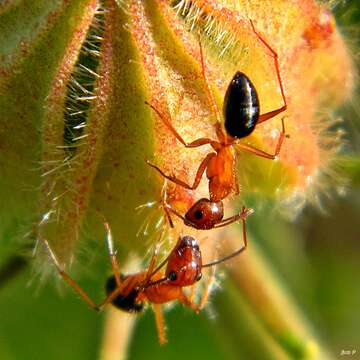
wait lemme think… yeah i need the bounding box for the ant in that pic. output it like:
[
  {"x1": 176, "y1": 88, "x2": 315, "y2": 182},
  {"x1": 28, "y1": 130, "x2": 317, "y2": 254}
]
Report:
[
  {"x1": 160, "y1": 184, "x2": 254, "y2": 230},
  {"x1": 38, "y1": 215, "x2": 250, "y2": 344},
  {"x1": 146, "y1": 20, "x2": 288, "y2": 230}
]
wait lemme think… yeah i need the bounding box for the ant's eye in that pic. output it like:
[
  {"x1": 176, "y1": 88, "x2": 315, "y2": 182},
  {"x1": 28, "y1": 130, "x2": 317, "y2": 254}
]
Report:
[
  {"x1": 196, "y1": 273, "x2": 202, "y2": 281},
  {"x1": 194, "y1": 210, "x2": 203, "y2": 220},
  {"x1": 168, "y1": 271, "x2": 177, "y2": 281}
]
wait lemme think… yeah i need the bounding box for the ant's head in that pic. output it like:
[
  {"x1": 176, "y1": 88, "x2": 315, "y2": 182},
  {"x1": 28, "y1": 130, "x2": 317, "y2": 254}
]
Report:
[
  {"x1": 165, "y1": 236, "x2": 202, "y2": 287},
  {"x1": 105, "y1": 275, "x2": 144, "y2": 313},
  {"x1": 185, "y1": 198, "x2": 224, "y2": 229}
]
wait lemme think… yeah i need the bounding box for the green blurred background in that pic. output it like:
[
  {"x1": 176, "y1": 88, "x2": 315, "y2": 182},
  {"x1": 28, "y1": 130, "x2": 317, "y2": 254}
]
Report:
[{"x1": 0, "y1": 1, "x2": 359, "y2": 359}]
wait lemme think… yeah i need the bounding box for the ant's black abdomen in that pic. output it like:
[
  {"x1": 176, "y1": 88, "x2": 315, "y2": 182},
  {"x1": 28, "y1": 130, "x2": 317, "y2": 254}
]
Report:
[
  {"x1": 224, "y1": 72, "x2": 260, "y2": 139},
  {"x1": 106, "y1": 275, "x2": 144, "y2": 313}
]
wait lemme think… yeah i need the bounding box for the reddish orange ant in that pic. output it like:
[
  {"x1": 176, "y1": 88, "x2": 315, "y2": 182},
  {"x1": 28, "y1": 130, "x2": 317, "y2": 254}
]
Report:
[
  {"x1": 38, "y1": 215, "x2": 249, "y2": 344},
  {"x1": 146, "y1": 20, "x2": 287, "y2": 230}
]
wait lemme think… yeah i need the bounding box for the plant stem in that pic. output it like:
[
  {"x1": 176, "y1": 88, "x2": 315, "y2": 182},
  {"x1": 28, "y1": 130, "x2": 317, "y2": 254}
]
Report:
[{"x1": 99, "y1": 308, "x2": 137, "y2": 360}]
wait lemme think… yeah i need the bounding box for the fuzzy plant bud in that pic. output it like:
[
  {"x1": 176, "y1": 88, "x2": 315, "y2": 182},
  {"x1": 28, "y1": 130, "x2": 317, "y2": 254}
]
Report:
[
  {"x1": 0, "y1": 0, "x2": 355, "y2": 358},
  {"x1": 0, "y1": 0, "x2": 354, "y2": 266}
]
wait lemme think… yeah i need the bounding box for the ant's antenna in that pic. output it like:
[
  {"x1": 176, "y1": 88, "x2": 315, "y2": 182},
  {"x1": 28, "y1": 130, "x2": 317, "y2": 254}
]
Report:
[
  {"x1": 203, "y1": 208, "x2": 249, "y2": 268},
  {"x1": 202, "y1": 245, "x2": 246, "y2": 268}
]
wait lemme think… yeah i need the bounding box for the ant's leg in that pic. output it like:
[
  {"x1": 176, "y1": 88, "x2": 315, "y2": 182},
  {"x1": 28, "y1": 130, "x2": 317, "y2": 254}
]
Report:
[
  {"x1": 103, "y1": 221, "x2": 121, "y2": 287},
  {"x1": 178, "y1": 291, "x2": 200, "y2": 313},
  {"x1": 203, "y1": 208, "x2": 250, "y2": 268},
  {"x1": 236, "y1": 118, "x2": 287, "y2": 160},
  {"x1": 250, "y1": 20, "x2": 287, "y2": 124},
  {"x1": 145, "y1": 101, "x2": 216, "y2": 148},
  {"x1": 145, "y1": 238, "x2": 172, "y2": 282},
  {"x1": 98, "y1": 283, "x2": 128, "y2": 310},
  {"x1": 153, "y1": 304, "x2": 167, "y2": 345},
  {"x1": 160, "y1": 181, "x2": 175, "y2": 228},
  {"x1": 258, "y1": 107, "x2": 287, "y2": 124},
  {"x1": 161, "y1": 194, "x2": 175, "y2": 228},
  {"x1": 234, "y1": 171, "x2": 240, "y2": 196},
  {"x1": 40, "y1": 238, "x2": 99, "y2": 311},
  {"x1": 41, "y1": 220, "x2": 126, "y2": 311},
  {"x1": 163, "y1": 204, "x2": 175, "y2": 228},
  {"x1": 144, "y1": 246, "x2": 160, "y2": 283},
  {"x1": 197, "y1": 35, "x2": 224, "y2": 141},
  {"x1": 98, "y1": 219, "x2": 137, "y2": 309},
  {"x1": 147, "y1": 152, "x2": 216, "y2": 192},
  {"x1": 164, "y1": 204, "x2": 187, "y2": 225},
  {"x1": 213, "y1": 206, "x2": 254, "y2": 229}
]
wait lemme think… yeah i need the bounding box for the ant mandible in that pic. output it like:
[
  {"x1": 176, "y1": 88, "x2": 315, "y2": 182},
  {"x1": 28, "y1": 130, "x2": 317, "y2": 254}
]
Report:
[
  {"x1": 38, "y1": 216, "x2": 249, "y2": 344},
  {"x1": 146, "y1": 20, "x2": 287, "y2": 230}
]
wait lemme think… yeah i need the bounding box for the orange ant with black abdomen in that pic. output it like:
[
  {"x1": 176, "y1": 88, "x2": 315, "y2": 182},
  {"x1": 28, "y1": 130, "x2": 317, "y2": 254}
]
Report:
[
  {"x1": 146, "y1": 20, "x2": 288, "y2": 230},
  {"x1": 38, "y1": 215, "x2": 250, "y2": 344}
]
